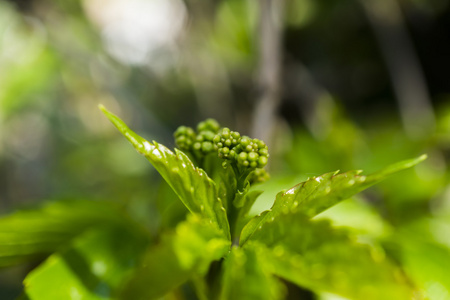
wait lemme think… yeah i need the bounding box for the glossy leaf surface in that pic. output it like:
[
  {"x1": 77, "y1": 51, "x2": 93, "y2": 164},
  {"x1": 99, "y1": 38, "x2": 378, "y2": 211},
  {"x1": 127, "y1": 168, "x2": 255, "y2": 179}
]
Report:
[
  {"x1": 216, "y1": 164, "x2": 237, "y2": 211},
  {"x1": 120, "y1": 215, "x2": 231, "y2": 300},
  {"x1": 219, "y1": 246, "x2": 285, "y2": 300},
  {"x1": 0, "y1": 200, "x2": 126, "y2": 268},
  {"x1": 240, "y1": 155, "x2": 426, "y2": 244},
  {"x1": 246, "y1": 214, "x2": 415, "y2": 300},
  {"x1": 23, "y1": 225, "x2": 149, "y2": 300},
  {"x1": 100, "y1": 105, "x2": 230, "y2": 239}
]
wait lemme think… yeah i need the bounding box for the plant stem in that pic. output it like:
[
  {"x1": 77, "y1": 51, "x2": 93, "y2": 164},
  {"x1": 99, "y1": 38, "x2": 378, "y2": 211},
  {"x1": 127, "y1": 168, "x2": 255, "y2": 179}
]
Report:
[{"x1": 228, "y1": 166, "x2": 253, "y2": 244}]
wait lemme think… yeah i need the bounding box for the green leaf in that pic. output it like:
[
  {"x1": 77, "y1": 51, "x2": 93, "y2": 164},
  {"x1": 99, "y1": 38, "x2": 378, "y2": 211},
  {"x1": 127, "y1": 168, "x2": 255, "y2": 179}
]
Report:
[
  {"x1": 219, "y1": 246, "x2": 285, "y2": 300},
  {"x1": 0, "y1": 200, "x2": 126, "y2": 268},
  {"x1": 245, "y1": 214, "x2": 416, "y2": 300},
  {"x1": 190, "y1": 275, "x2": 210, "y2": 300},
  {"x1": 119, "y1": 215, "x2": 231, "y2": 300},
  {"x1": 237, "y1": 190, "x2": 263, "y2": 220},
  {"x1": 396, "y1": 238, "x2": 450, "y2": 299},
  {"x1": 385, "y1": 219, "x2": 450, "y2": 299},
  {"x1": 216, "y1": 164, "x2": 237, "y2": 212},
  {"x1": 23, "y1": 225, "x2": 150, "y2": 300},
  {"x1": 240, "y1": 155, "x2": 426, "y2": 245},
  {"x1": 233, "y1": 181, "x2": 251, "y2": 208},
  {"x1": 234, "y1": 190, "x2": 264, "y2": 240},
  {"x1": 100, "y1": 105, "x2": 230, "y2": 239}
]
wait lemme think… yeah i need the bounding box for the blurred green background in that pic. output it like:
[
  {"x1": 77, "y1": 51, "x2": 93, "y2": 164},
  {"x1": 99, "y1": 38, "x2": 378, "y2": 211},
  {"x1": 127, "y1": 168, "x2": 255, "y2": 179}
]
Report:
[{"x1": 0, "y1": 0, "x2": 450, "y2": 299}]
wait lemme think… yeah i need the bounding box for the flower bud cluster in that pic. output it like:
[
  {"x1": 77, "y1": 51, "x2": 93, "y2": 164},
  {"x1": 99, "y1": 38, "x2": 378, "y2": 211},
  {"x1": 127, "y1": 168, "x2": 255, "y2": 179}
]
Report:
[
  {"x1": 213, "y1": 128, "x2": 269, "y2": 170},
  {"x1": 174, "y1": 119, "x2": 220, "y2": 156},
  {"x1": 174, "y1": 126, "x2": 196, "y2": 151}
]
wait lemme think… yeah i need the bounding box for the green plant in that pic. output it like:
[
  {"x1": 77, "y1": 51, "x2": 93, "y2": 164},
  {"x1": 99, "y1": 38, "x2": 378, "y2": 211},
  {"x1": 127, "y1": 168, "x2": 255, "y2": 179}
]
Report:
[{"x1": 0, "y1": 105, "x2": 427, "y2": 300}]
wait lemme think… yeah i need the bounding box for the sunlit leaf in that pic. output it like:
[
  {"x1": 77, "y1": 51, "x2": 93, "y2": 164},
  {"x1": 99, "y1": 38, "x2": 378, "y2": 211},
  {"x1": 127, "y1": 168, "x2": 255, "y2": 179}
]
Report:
[
  {"x1": 240, "y1": 155, "x2": 426, "y2": 245},
  {"x1": 100, "y1": 105, "x2": 230, "y2": 239},
  {"x1": 386, "y1": 220, "x2": 450, "y2": 299},
  {"x1": 23, "y1": 225, "x2": 149, "y2": 300},
  {"x1": 397, "y1": 238, "x2": 450, "y2": 299},
  {"x1": 0, "y1": 200, "x2": 127, "y2": 268},
  {"x1": 246, "y1": 214, "x2": 415, "y2": 300},
  {"x1": 119, "y1": 215, "x2": 231, "y2": 300},
  {"x1": 219, "y1": 246, "x2": 285, "y2": 300}
]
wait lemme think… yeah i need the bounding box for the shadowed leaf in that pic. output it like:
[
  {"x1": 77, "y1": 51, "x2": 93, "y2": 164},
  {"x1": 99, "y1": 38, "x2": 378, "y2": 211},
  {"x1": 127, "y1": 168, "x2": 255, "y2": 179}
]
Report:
[
  {"x1": 219, "y1": 246, "x2": 285, "y2": 300},
  {"x1": 245, "y1": 215, "x2": 415, "y2": 300},
  {"x1": 120, "y1": 215, "x2": 230, "y2": 300}
]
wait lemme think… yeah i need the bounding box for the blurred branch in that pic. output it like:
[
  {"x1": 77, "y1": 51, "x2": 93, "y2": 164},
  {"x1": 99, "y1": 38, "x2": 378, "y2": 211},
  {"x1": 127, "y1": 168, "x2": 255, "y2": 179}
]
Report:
[
  {"x1": 360, "y1": 0, "x2": 436, "y2": 139},
  {"x1": 251, "y1": 0, "x2": 284, "y2": 145},
  {"x1": 187, "y1": 54, "x2": 234, "y2": 122}
]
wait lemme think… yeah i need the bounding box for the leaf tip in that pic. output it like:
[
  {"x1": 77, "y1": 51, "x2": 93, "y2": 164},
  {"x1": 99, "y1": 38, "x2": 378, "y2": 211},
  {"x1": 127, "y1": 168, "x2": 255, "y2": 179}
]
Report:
[
  {"x1": 418, "y1": 153, "x2": 428, "y2": 162},
  {"x1": 98, "y1": 104, "x2": 111, "y2": 117},
  {"x1": 407, "y1": 154, "x2": 428, "y2": 168},
  {"x1": 98, "y1": 104, "x2": 114, "y2": 117},
  {"x1": 98, "y1": 104, "x2": 122, "y2": 128}
]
